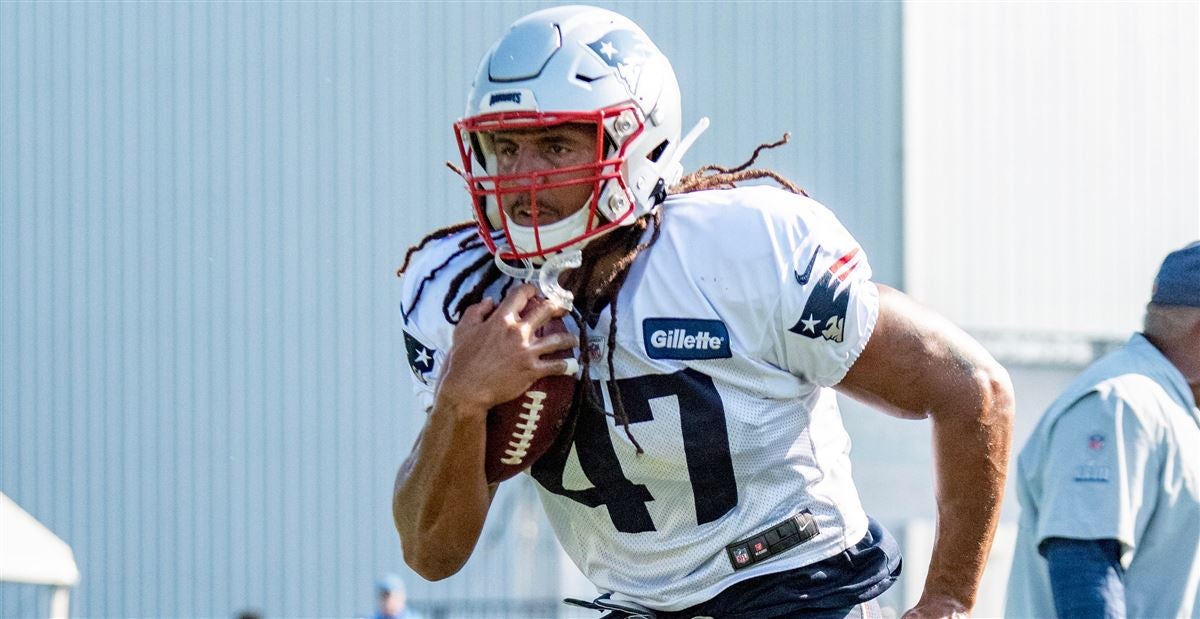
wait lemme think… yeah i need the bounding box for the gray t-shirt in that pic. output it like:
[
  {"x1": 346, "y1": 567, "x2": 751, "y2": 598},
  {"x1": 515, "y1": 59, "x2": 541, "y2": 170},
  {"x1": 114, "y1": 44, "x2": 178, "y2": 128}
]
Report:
[{"x1": 1006, "y1": 333, "x2": 1200, "y2": 618}]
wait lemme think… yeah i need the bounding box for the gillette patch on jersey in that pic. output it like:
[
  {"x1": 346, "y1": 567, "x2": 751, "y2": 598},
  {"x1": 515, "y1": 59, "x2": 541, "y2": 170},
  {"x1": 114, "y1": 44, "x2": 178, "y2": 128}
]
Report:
[
  {"x1": 726, "y1": 510, "x2": 819, "y2": 571},
  {"x1": 643, "y1": 318, "x2": 732, "y2": 360}
]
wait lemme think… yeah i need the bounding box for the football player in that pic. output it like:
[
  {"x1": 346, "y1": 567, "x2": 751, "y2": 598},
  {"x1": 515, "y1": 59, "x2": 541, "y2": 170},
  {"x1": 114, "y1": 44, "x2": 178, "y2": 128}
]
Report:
[{"x1": 393, "y1": 6, "x2": 1013, "y2": 618}]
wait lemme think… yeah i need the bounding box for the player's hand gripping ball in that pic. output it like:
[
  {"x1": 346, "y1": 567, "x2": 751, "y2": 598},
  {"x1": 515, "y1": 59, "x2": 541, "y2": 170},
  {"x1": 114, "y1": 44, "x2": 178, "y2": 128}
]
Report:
[{"x1": 484, "y1": 315, "x2": 577, "y2": 483}]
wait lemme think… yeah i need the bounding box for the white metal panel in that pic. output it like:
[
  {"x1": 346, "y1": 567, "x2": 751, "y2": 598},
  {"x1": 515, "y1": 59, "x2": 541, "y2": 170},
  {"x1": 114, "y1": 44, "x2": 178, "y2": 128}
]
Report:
[{"x1": 904, "y1": 2, "x2": 1199, "y2": 337}]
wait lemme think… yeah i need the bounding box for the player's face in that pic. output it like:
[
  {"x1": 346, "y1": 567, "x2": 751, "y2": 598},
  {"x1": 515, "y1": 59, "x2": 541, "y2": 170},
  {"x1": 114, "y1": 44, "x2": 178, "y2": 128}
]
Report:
[{"x1": 489, "y1": 123, "x2": 599, "y2": 227}]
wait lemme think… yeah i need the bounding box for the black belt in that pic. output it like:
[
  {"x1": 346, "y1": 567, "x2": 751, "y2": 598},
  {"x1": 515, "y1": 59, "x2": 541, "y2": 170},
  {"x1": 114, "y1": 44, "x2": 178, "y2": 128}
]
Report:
[{"x1": 725, "y1": 510, "x2": 819, "y2": 571}]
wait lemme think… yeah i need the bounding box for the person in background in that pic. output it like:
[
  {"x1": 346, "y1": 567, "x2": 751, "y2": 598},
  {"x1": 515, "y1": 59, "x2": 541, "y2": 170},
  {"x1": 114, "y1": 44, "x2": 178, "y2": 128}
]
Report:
[
  {"x1": 1006, "y1": 241, "x2": 1200, "y2": 618},
  {"x1": 372, "y1": 573, "x2": 421, "y2": 619}
]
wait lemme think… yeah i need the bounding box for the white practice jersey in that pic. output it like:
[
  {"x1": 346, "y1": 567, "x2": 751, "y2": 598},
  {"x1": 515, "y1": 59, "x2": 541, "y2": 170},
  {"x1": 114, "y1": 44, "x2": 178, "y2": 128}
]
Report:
[{"x1": 401, "y1": 186, "x2": 880, "y2": 611}]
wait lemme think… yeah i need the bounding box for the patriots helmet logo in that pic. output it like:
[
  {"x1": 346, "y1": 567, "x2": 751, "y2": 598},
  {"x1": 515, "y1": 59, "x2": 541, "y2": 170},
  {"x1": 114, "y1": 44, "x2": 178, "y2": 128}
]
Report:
[{"x1": 586, "y1": 30, "x2": 654, "y2": 91}]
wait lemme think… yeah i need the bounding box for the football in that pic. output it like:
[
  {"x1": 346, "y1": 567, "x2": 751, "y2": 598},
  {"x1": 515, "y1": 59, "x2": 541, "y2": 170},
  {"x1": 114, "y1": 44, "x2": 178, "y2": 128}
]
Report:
[{"x1": 484, "y1": 316, "x2": 578, "y2": 484}]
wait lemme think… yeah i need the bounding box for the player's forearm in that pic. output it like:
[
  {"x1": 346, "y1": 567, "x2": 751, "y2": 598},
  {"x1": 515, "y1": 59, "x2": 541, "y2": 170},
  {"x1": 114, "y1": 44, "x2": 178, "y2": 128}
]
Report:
[
  {"x1": 920, "y1": 365, "x2": 1014, "y2": 613},
  {"x1": 393, "y1": 397, "x2": 493, "y2": 580}
]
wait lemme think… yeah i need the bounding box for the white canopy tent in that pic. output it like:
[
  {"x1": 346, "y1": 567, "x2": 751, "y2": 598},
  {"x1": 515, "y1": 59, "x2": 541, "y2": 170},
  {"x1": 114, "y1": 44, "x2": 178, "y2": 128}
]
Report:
[{"x1": 0, "y1": 492, "x2": 80, "y2": 618}]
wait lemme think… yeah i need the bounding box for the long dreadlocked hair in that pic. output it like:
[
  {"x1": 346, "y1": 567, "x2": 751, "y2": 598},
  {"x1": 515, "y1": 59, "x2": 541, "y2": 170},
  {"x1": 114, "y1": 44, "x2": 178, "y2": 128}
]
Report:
[{"x1": 397, "y1": 133, "x2": 806, "y2": 453}]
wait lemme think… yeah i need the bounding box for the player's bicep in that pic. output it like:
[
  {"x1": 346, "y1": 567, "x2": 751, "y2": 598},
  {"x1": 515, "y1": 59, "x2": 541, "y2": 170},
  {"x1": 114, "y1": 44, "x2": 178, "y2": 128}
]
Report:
[{"x1": 836, "y1": 284, "x2": 1004, "y2": 419}]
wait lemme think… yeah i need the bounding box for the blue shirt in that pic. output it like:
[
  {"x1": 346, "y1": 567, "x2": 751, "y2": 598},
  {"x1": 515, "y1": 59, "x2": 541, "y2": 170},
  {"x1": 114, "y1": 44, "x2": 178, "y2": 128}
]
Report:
[{"x1": 1006, "y1": 333, "x2": 1200, "y2": 618}]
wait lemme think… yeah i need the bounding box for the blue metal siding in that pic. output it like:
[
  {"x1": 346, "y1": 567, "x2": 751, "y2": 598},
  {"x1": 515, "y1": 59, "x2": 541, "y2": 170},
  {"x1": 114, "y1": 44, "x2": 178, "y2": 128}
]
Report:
[
  {"x1": 619, "y1": 1, "x2": 905, "y2": 281},
  {"x1": 0, "y1": 2, "x2": 903, "y2": 617},
  {"x1": 902, "y1": 2, "x2": 1199, "y2": 336}
]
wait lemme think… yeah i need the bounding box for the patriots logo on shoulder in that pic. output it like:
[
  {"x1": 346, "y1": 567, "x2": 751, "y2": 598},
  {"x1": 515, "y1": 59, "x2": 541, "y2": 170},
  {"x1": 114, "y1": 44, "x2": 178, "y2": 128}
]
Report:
[
  {"x1": 404, "y1": 331, "x2": 436, "y2": 384},
  {"x1": 788, "y1": 248, "x2": 862, "y2": 343}
]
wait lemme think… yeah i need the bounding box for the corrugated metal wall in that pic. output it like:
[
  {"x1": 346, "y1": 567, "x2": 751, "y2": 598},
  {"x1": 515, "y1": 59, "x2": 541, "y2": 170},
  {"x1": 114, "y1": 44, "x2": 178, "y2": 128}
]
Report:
[
  {"x1": 0, "y1": 2, "x2": 903, "y2": 617},
  {"x1": 903, "y1": 2, "x2": 1200, "y2": 337}
]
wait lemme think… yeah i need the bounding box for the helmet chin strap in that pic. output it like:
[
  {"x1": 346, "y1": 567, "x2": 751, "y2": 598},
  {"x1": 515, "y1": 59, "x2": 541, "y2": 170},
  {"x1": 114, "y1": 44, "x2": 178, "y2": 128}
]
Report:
[{"x1": 492, "y1": 246, "x2": 583, "y2": 312}]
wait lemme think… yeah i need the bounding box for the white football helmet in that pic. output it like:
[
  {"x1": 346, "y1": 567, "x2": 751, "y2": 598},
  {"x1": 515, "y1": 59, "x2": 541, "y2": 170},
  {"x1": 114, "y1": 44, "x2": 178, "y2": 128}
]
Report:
[{"x1": 455, "y1": 5, "x2": 707, "y2": 270}]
